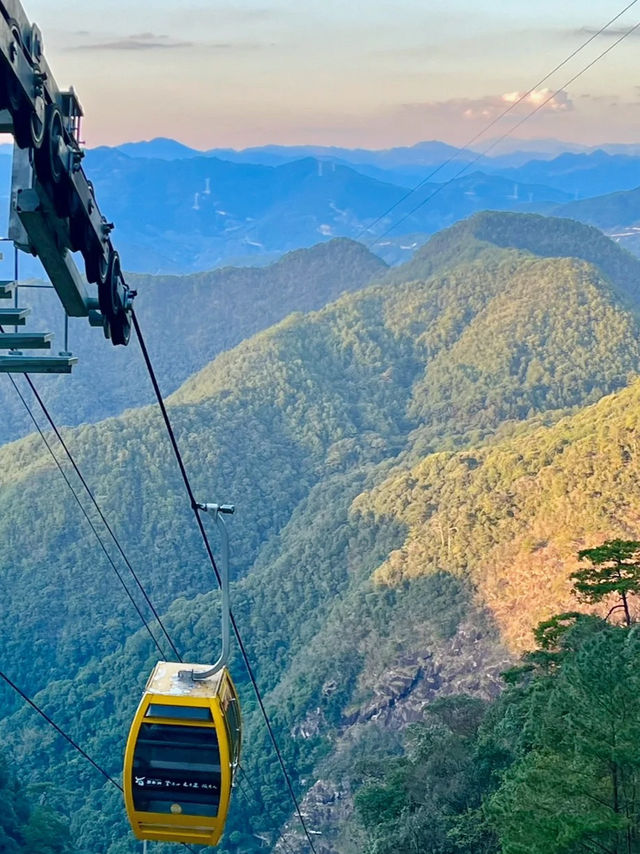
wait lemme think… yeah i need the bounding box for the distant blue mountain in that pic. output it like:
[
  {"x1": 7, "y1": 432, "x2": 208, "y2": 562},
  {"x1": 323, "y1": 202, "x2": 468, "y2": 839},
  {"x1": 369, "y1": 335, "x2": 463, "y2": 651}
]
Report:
[
  {"x1": 81, "y1": 147, "x2": 569, "y2": 273},
  {"x1": 486, "y1": 150, "x2": 640, "y2": 199},
  {"x1": 110, "y1": 138, "x2": 640, "y2": 202},
  {"x1": 112, "y1": 138, "x2": 202, "y2": 160},
  {"x1": 1, "y1": 134, "x2": 637, "y2": 276},
  {"x1": 114, "y1": 137, "x2": 477, "y2": 167}
]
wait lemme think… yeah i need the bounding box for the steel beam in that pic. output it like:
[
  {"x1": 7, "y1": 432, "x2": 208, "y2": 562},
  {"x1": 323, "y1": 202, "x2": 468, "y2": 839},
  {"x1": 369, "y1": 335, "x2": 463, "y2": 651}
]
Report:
[
  {"x1": 15, "y1": 187, "x2": 89, "y2": 316},
  {"x1": 0, "y1": 331, "x2": 52, "y2": 348},
  {"x1": 0, "y1": 353, "x2": 77, "y2": 373}
]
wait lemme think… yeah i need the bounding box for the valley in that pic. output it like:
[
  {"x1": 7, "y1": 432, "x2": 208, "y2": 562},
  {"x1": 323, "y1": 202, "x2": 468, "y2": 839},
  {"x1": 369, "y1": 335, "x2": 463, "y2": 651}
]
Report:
[{"x1": 3, "y1": 210, "x2": 640, "y2": 852}]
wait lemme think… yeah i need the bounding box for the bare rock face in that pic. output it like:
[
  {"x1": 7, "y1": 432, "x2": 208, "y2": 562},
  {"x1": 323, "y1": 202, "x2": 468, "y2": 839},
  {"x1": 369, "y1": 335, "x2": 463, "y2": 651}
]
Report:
[
  {"x1": 347, "y1": 615, "x2": 511, "y2": 731},
  {"x1": 275, "y1": 609, "x2": 512, "y2": 853},
  {"x1": 274, "y1": 780, "x2": 352, "y2": 854},
  {"x1": 291, "y1": 707, "x2": 326, "y2": 740}
]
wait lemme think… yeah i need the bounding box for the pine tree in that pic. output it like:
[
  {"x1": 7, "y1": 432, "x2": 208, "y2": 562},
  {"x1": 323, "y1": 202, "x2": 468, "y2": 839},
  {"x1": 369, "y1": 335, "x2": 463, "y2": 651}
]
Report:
[{"x1": 572, "y1": 539, "x2": 640, "y2": 626}]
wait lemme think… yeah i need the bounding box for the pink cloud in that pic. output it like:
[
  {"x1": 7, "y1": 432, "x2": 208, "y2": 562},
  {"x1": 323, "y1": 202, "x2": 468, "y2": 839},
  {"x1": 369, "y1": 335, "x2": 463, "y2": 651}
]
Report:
[
  {"x1": 385, "y1": 89, "x2": 573, "y2": 131},
  {"x1": 454, "y1": 88, "x2": 574, "y2": 120}
]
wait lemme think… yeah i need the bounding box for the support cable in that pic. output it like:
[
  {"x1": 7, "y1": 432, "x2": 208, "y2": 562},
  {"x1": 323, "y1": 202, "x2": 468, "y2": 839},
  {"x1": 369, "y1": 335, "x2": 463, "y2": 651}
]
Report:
[
  {"x1": 237, "y1": 766, "x2": 299, "y2": 854},
  {"x1": 131, "y1": 309, "x2": 319, "y2": 854},
  {"x1": 0, "y1": 667, "x2": 123, "y2": 791},
  {"x1": 5, "y1": 373, "x2": 168, "y2": 660},
  {"x1": 19, "y1": 371, "x2": 183, "y2": 662},
  {"x1": 0, "y1": 669, "x2": 198, "y2": 853},
  {"x1": 359, "y1": 0, "x2": 640, "y2": 242},
  {"x1": 370, "y1": 18, "x2": 640, "y2": 246},
  {"x1": 8, "y1": 377, "x2": 304, "y2": 852}
]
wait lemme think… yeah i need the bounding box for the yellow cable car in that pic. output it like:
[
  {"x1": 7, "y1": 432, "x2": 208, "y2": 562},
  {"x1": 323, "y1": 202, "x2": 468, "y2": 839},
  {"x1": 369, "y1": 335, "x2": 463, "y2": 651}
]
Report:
[
  {"x1": 123, "y1": 661, "x2": 241, "y2": 846},
  {"x1": 124, "y1": 503, "x2": 241, "y2": 846}
]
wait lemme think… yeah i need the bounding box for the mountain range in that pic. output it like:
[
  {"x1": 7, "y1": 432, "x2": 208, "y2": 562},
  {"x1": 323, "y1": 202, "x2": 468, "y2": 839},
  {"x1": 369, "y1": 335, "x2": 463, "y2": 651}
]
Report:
[
  {"x1": 2, "y1": 212, "x2": 640, "y2": 852},
  {"x1": 2, "y1": 137, "x2": 640, "y2": 279},
  {"x1": 80, "y1": 147, "x2": 571, "y2": 272},
  {"x1": 81, "y1": 141, "x2": 640, "y2": 272}
]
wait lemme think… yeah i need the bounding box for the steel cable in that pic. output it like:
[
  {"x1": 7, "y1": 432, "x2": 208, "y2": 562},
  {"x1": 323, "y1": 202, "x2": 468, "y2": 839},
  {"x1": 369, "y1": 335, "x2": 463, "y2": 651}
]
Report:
[
  {"x1": 370, "y1": 18, "x2": 640, "y2": 245},
  {"x1": 132, "y1": 309, "x2": 319, "y2": 854}
]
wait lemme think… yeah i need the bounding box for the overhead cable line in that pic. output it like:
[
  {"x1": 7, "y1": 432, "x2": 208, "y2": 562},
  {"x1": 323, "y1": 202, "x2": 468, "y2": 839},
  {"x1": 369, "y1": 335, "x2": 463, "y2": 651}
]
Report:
[
  {"x1": 0, "y1": 666, "x2": 123, "y2": 791},
  {"x1": 360, "y1": 0, "x2": 639, "y2": 242},
  {"x1": 236, "y1": 770, "x2": 299, "y2": 854},
  {"x1": 0, "y1": 668, "x2": 199, "y2": 853},
  {"x1": 131, "y1": 309, "x2": 319, "y2": 854},
  {"x1": 4, "y1": 372, "x2": 169, "y2": 661},
  {"x1": 9, "y1": 366, "x2": 183, "y2": 663},
  {"x1": 370, "y1": 18, "x2": 640, "y2": 245}
]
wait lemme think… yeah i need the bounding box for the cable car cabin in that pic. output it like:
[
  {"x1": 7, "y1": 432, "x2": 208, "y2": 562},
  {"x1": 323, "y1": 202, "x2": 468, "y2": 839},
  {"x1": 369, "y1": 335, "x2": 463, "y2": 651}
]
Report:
[{"x1": 123, "y1": 661, "x2": 241, "y2": 846}]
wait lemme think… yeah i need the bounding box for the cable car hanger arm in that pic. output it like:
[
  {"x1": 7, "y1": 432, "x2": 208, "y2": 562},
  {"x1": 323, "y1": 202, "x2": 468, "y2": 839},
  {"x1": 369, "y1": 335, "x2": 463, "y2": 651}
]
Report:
[{"x1": 180, "y1": 503, "x2": 235, "y2": 683}]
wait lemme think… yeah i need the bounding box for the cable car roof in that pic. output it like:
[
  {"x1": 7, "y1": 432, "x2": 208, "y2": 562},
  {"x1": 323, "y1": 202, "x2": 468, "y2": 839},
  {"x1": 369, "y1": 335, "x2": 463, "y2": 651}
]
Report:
[{"x1": 144, "y1": 661, "x2": 226, "y2": 699}]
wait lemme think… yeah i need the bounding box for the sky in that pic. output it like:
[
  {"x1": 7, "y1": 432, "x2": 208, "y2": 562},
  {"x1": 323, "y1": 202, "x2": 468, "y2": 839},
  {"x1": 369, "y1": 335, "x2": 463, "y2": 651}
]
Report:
[{"x1": 21, "y1": 0, "x2": 640, "y2": 150}]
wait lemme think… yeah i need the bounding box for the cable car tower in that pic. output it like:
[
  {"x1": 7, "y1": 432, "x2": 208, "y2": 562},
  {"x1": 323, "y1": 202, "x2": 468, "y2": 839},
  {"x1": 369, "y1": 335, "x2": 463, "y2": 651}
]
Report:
[{"x1": 0, "y1": 0, "x2": 135, "y2": 374}]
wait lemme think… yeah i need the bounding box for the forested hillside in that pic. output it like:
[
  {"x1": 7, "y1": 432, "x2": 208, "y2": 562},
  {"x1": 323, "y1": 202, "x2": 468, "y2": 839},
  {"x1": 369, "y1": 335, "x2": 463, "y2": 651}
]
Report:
[
  {"x1": 353, "y1": 614, "x2": 640, "y2": 854},
  {"x1": 2, "y1": 212, "x2": 640, "y2": 853},
  {"x1": 0, "y1": 751, "x2": 71, "y2": 853},
  {"x1": 0, "y1": 238, "x2": 386, "y2": 445}
]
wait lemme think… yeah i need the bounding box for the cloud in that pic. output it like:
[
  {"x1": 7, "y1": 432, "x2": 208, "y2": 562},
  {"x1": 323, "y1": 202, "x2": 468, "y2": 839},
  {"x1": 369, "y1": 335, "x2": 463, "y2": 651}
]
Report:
[
  {"x1": 400, "y1": 89, "x2": 573, "y2": 124},
  {"x1": 69, "y1": 32, "x2": 192, "y2": 51},
  {"x1": 499, "y1": 88, "x2": 573, "y2": 114},
  {"x1": 575, "y1": 25, "x2": 640, "y2": 39},
  {"x1": 579, "y1": 92, "x2": 620, "y2": 107},
  {"x1": 67, "y1": 31, "x2": 273, "y2": 52},
  {"x1": 66, "y1": 31, "x2": 277, "y2": 52}
]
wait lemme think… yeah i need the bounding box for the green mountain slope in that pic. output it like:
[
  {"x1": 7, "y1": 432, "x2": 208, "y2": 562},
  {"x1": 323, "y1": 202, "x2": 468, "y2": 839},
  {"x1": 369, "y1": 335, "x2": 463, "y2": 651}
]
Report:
[
  {"x1": 363, "y1": 379, "x2": 640, "y2": 650},
  {"x1": 385, "y1": 210, "x2": 640, "y2": 308},
  {"x1": 1, "y1": 237, "x2": 386, "y2": 446},
  {"x1": 2, "y1": 212, "x2": 640, "y2": 852},
  {"x1": 0, "y1": 751, "x2": 71, "y2": 853}
]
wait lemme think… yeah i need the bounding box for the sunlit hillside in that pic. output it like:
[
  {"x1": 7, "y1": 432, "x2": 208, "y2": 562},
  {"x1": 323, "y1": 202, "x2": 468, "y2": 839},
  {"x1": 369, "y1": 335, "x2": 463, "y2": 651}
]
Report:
[{"x1": 3, "y1": 213, "x2": 640, "y2": 851}]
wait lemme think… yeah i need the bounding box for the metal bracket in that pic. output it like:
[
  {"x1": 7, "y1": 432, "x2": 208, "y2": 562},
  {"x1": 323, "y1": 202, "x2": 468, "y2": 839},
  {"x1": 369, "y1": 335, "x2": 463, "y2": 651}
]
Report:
[
  {"x1": 15, "y1": 186, "x2": 89, "y2": 316},
  {"x1": 179, "y1": 503, "x2": 235, "y2": 682},
  {"x1": 0, "y1": 0, "x2": 134, "y2": 346}
]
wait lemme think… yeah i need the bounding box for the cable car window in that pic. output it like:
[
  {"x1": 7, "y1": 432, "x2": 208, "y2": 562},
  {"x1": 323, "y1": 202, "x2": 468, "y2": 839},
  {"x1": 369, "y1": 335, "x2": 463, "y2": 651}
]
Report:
[
  {"x1": 132, "y1": 723, "x2": 221, "y2": 817},
  {"x1": 145, "y1": 704, "x2": 213, "y2": 722},
  {"x1": 226, "y1": 699, "x2": 241, "y2": 767}
]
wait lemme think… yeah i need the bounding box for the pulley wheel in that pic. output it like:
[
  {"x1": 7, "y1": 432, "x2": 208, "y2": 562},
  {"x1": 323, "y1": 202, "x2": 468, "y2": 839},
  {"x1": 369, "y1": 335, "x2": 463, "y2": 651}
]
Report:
[
  {"x1": 6, "y1": 22, "x2": 30, "y2": 147},
  {"x1": 98, "y1": 248, "x2": 120, "y2": 319},
  {"x1": 13, "y1": 96, "x2": 46, "y2": 150},
  {"x1": 84, "y1": 247, "x2": 109, "y2": 287},
  {"x1": 7, "y1": 80, "x2": 31, "y2": 149},
  {"x1": 34, "y1": 103, "x2": 65, "y2": 185},
  {"x1": 29, "y1": 95, "x2": 46, "y2": 149},
  {"x1": 110, "y1": 310, "x2": 131, "y2": 347}
]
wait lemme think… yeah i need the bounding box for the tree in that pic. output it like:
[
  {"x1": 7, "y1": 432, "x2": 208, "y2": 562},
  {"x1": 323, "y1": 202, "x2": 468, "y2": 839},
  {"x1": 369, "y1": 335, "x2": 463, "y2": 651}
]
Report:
[
  {"x1": 486, "y1": 625, "x2": 640, "y2": 854},
  {"x1": 572, "y1": 539, "x2": 640, "y2": 626}
]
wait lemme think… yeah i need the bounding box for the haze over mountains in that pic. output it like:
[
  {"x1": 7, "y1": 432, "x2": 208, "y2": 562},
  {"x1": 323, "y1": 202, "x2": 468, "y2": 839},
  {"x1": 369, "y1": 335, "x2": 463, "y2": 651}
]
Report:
[
  {"x1": 82, "y1": 138, "x2": 640, "y2": 273},
  {"x1": 81, "y1": 147, "x2": 569, "y2": 272},
  {"x1": 3, "y1": 136, "x2": 640, "y2": 278},
  {"x1": 3, "y1": 212, "x2": 640, "y2": 852}
]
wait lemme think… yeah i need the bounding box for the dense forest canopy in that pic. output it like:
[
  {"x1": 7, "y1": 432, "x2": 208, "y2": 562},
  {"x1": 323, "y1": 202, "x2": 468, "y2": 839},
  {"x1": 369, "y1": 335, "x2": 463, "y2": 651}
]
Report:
[{"x1": 3, "y1": 212, "x2": 640, "y2": 852}]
